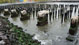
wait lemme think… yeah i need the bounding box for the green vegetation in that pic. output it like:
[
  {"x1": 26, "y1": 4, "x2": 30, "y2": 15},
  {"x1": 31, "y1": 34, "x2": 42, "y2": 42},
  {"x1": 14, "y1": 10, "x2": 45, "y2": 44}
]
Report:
[{"x1": 1, "y1": 17, "x2": 41, "y2": 45}]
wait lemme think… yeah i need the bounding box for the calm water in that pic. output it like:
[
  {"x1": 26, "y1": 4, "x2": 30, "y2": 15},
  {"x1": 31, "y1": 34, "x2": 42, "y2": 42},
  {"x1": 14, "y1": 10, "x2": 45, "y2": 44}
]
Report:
[{"x1": 0, "y1": 9, "x2": 79, "y2": 45}]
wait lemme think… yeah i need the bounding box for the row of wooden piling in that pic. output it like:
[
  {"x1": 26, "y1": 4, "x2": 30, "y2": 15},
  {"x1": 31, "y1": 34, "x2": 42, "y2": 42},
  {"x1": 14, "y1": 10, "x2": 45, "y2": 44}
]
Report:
[{"x1": 0, "y1": 4, "x2": 79, "y2": 43}]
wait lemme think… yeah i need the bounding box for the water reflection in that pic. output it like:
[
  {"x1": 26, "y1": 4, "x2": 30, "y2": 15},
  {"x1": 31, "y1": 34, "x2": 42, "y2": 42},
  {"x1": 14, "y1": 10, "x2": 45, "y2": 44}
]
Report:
[
  {"x1": 0, "y1": 4, "x2": 79, "y2": 45},
  {"x1": 0, "y1": 11, "x2": 71, "y2": 45}
]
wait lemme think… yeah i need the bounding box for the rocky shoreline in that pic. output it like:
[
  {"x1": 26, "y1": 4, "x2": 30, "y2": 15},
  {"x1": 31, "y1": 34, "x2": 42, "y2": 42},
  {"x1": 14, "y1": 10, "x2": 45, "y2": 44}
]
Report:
[{"x1": 0, "y1": 16, "x2": 41, "y2": 45}]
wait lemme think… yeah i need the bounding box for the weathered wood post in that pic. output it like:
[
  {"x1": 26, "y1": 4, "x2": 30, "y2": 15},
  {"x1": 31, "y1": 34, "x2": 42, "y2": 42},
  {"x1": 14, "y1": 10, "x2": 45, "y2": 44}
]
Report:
[
  {"x1": 66, "y1": 16, "x2": 78, "y2": 42},
  {"x1": 11, "y1": 9, "x2": 18, "y2": 18},
  {"x1": 4, "y1": 9, "x2": 10, "y2": 16},
  {"x1": 37, "y1": 10, "x2": 49, "y2": 26},
  {"x1": 20, "y1": 10, "x2": 30, "y2": 21}
]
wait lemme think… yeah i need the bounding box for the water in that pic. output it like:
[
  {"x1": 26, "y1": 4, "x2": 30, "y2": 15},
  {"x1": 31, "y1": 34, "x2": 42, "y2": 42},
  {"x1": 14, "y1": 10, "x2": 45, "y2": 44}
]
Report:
[{"x1": 0, "y1": 4, "x2": 79, "y2": 45}]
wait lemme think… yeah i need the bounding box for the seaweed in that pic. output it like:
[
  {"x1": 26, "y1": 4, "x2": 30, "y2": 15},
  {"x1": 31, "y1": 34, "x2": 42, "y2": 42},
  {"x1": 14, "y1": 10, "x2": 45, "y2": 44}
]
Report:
[{"x1": 0, "y1": 16, "x2": 40, "y2": 45}]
